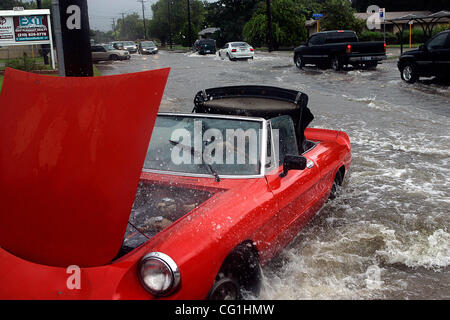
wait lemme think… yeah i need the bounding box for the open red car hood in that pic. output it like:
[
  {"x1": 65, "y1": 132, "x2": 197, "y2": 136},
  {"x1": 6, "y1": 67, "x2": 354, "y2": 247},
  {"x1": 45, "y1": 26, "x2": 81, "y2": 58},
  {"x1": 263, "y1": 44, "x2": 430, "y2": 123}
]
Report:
[{"x1": 0, "y1": 68, "x2": 169, "y2": 267}]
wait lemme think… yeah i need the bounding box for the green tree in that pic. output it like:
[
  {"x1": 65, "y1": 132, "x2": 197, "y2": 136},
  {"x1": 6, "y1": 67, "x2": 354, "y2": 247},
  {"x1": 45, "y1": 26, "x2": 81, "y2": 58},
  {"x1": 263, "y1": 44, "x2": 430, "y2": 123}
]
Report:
[
  {"x1": 352, "y1": 0, "x2": 449, "y2": 12},
  {"x1": 0, "y1": 0, "x2": 33, "y2": 10},
  {"x1": 116, "y1": 13, "x2": 146, "y2": 40},
  {"x1": 149, "y1": 0, "x2": 205, "y2": 46},
  {"x1": 204, "y1": 0, "x2": 260, "y2": 47},
  {"x1": 243, "y1": 0, "x2": 308, "y2": 48},
  {"x1": 322, "y1": 0, "x2": 364, "y2": 33}
]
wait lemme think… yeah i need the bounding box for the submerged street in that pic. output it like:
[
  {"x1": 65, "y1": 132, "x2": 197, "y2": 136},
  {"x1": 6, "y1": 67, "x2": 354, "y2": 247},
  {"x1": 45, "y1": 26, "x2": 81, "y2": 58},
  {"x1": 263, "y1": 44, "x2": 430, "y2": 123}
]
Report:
[{"x1": 97, "y1": 50, "x2": 449, "y2": 299}]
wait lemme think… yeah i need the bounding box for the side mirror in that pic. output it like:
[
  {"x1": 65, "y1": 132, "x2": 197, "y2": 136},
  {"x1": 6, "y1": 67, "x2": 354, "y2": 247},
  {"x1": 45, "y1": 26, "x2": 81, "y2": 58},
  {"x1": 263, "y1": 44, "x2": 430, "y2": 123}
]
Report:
[
  {"x1": 301, "y1": 41, "x2": 306, "y2": 46},
  {"x1": 280, "y1": 155, "x2": 307, "y2": 178},
  {"x1": 419, "y1": 44, "x2": 426, "y2": 51}
]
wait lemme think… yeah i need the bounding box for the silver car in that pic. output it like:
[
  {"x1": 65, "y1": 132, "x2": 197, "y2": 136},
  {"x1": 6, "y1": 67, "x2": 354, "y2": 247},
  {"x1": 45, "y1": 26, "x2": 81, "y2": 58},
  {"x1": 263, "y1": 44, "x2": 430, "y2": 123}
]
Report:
[
  {"x1": 138, "y1": 41, "x2": 158, "y2": 54},
  {"x1": 91, "y1": 45, "x2": 130, "y2": 62}
]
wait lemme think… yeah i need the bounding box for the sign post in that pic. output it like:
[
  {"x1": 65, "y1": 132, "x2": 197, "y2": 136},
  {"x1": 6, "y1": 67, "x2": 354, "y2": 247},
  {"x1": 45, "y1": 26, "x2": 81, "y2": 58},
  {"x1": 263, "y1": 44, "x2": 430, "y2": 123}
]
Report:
[
  {"x1": 379, "y1": 8, "x2": 386, "y2": 43},
  {"x1": 0, "y1": 9, "x2": 55, "y2": 69},
  {"x1": 312, "y1": 13, "x2": 323, "y2": 33},
  {"x1": 408, "y1": 20, "x2": 413, "y2": 48},
  {"x1": 51, "y1": 0, "x2": 93, "y2": 77}
]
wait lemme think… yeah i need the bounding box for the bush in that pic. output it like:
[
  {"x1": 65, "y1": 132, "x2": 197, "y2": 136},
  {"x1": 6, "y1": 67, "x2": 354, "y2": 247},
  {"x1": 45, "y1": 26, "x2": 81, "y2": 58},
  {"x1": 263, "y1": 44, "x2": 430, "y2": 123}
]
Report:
[
  {"x1": 396, "y1": 28, "x2": 426, "y2": 44},
  {"x1": 6, "y1": 53, "x2": 40, "y2": 72},
  {"x1": 359, "y1": 31, "x2": 396, "y2": 44}
]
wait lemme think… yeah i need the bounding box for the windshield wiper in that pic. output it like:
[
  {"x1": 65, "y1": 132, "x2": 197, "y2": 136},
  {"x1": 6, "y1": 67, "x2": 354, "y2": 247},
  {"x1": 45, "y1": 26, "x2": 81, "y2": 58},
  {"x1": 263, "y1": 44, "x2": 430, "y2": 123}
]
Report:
[{"x1": 169, "y1": 139, "x2": 221, "y2": 182}]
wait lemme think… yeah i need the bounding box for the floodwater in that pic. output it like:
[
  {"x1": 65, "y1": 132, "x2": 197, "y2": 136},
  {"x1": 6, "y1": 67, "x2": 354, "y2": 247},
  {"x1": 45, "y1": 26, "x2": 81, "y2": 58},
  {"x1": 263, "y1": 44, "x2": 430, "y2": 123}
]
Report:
[{"x1": 97, "y1": 50, "x2": 449, "y2": 300}]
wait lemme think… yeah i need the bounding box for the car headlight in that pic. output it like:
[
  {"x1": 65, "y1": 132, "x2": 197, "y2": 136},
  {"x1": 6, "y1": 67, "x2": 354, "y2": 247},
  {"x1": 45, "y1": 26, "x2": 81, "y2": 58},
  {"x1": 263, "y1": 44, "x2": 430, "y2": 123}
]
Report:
[{"x1": 138, "y1": 252, "x2": 180, "y2": 296}]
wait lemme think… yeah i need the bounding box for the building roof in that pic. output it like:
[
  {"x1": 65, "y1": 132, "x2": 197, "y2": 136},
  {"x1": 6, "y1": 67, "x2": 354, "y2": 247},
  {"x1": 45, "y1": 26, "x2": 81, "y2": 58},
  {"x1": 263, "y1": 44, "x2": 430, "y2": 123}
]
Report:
[{"x1": 354, "y1": 11, "x2": 432, "y2": 21}]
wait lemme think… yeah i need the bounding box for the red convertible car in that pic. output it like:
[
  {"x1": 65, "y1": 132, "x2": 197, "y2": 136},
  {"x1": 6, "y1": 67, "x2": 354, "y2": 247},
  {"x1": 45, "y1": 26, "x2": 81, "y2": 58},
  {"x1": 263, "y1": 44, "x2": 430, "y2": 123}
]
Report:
[{"x1": 0, "y1": 69, "x2": 351, "y2": 300}]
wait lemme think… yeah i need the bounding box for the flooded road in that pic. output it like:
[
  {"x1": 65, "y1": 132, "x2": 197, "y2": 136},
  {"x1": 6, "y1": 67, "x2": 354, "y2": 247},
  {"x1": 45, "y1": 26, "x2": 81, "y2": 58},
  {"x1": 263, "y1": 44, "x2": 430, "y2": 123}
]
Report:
[{"x1": 97, "y1": 50, "x2": 449, "y2": 299}]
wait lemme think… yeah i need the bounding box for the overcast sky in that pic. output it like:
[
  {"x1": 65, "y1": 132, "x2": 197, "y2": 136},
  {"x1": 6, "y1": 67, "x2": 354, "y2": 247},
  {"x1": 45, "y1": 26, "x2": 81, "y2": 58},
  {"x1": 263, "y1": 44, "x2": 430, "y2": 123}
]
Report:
[{"x1": 87, "y1": 0, "x2": 158, "y2": 31}]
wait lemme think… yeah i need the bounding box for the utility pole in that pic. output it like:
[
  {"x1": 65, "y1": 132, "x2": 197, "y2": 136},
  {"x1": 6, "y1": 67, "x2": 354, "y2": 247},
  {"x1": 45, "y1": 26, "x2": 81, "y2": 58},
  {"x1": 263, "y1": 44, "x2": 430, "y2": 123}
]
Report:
[
  {"x1": 167, "y1": 0, "x2": 172, "y2": 49},
  {"x1": 138, "y1": 0, "x2": 147, "y2": 40},
  {"x1": 187, "y1": 0, "x2": 192, "y2": 48},
  {"x1": 111, "y1": 18, "x2": 116, "y2": 40},
  {"x1": 119, "y1": 12, "x2": 126, "y2": 40},
  {"x1": 266, "y1": 0, "x2": 273, "y2": 52}
]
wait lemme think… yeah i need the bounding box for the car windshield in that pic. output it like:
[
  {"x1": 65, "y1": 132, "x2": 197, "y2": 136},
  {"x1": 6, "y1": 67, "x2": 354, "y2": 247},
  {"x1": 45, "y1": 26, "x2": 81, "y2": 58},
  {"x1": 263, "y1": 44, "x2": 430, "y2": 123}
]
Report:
[
  {"x1": 124, "y1": 41, "x2": 135, "y2": 45},
  {"x1": 144, "y1": 115, "x2": 263, "y2": 176},
  {"x1": 231, "y1": 42, "x2": 249, "y2": 47},
  {"x1": 141, "y1": 41, "x2": 155, "y2": 46}
]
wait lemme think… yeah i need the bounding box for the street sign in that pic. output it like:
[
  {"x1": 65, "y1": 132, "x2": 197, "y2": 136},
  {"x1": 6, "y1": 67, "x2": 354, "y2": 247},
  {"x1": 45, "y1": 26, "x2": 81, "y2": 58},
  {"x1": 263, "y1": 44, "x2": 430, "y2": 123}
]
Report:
[
  {"x1": 312, "y1": 13, "x2": 323, "y2": 20},
  {"x1": 379, "y1": 8, "x2": 385, "y2": 22},
  {"x1": 52, "y1": 0, "x2": 93, "y2": 77}
]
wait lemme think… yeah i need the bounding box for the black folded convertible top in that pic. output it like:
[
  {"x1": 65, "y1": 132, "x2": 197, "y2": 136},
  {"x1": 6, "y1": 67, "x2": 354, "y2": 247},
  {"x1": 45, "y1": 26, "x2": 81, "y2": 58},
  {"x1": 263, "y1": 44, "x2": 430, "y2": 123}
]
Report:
[{"x1": 192, "y1": 85, "x2": 314, "y2": 153}]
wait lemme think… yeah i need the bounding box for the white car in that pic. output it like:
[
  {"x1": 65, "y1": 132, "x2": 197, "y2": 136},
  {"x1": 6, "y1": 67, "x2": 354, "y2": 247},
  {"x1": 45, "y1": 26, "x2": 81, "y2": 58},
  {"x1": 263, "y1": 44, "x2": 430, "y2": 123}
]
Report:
[{"x1": 218, "y1": 42, "x2": 254, "y2": 61}]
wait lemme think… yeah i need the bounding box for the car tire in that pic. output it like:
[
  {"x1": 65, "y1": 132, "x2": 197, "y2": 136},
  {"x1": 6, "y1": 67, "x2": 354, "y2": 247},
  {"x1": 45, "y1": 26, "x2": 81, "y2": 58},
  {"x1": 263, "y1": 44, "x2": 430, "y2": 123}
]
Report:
[
  {"x1": 363, "y1": 61, "x2": 378, "y2": 69},
  {"x1": 109, "y1": 54, "x2": 118, "y2": 61},
  {"x1": 331, "y1": 55, "x2": 342, "y2": 71},
  {"x1": 207, "y1": 243, "x2": 261, "y2": 300},
  {"x1": 328, "y1": 169, "x2": 344, "y2": 201},
  {"x1": 401, "y1": 63, "x2": 418, "y2": 83},
  {"x1": 294, "y1": 54, "x2": 304, "y2": 69},
  {"x1": 227, "y1": 53, "x2": 234, "y2": 61}
]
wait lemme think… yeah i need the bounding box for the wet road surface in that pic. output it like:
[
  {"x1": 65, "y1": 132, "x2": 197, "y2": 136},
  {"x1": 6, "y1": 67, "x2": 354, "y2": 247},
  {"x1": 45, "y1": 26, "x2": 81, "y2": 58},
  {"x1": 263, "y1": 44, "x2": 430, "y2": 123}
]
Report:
[{"x1": 98, "y1": 50, "x2": 449, "y2": 299}]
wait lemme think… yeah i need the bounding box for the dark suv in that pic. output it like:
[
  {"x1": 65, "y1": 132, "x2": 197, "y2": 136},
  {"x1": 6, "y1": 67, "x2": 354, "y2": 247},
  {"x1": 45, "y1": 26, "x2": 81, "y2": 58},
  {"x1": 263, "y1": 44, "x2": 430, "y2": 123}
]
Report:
[
  {"x1": 193, "y1": 39, "x2": 216, "y2": 55},
  {"x1": 398, "y1": 29, "x2": 450, "y2": 83}
]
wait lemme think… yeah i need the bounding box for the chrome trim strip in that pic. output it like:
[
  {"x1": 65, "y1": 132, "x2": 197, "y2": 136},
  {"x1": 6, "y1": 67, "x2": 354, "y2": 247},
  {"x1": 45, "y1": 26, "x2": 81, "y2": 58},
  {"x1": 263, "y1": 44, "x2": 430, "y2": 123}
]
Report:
[
  {"x1": 158, "y1": 112, "x2": 266, "y2": 123},
  {"x1": 142, "y1": 168, "x2": 264, "y2": 179}
]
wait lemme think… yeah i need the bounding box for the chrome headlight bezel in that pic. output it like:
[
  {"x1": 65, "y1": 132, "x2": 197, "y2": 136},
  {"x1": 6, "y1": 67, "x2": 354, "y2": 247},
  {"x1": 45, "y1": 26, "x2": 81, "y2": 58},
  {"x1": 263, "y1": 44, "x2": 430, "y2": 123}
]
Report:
[{"x1": 138, "y1": 252, "x2": 181, "y2": 296}]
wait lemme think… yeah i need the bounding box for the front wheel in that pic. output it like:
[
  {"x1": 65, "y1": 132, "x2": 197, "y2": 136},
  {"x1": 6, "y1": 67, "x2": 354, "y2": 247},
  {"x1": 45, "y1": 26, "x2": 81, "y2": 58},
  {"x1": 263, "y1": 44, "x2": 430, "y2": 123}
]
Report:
[
  {"x1": 294, "y1": 54, "x2": 304, "y2": 69},
  {"x1": 401, "y1": 63, "x2": 418, "y2": 83},
  {"x1": 109, "y1": 54, "x2": 118, "y2": 61},
  {"x1": 207, "y1": 243, "x2": 261, "y2": 300}
]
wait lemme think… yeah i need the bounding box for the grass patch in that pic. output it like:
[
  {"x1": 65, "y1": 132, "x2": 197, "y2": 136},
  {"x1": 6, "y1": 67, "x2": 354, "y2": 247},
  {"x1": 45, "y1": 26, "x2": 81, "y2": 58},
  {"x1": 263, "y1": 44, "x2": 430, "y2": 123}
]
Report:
[
  {"x1": 0, "y1": 75, "x2": 3, "y2": 93},
  {"x1": 388, "y1": 44, "x2": 421, "y2": 49}
]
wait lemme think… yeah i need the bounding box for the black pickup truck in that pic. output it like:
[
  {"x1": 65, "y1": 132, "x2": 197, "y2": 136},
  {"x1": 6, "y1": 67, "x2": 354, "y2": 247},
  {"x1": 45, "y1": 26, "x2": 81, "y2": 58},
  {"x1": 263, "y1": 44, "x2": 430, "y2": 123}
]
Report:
[
  {"x1": 293, "y1": 30, "x2": 386, "y2": 70},
  {"x1": 398, "y1": 29, "x2": 450, "y2": 83}
]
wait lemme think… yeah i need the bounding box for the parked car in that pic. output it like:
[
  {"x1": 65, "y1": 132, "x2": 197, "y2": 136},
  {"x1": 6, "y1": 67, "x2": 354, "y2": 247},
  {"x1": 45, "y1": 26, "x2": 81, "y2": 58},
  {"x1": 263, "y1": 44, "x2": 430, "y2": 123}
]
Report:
[
  {"x1": 398, "y1": 29, "x2": 450, "y2": 83},
  {"x1": 193, "y1": 39, "x2": 216, "y2": 55},
  {"x1": 0, "y1": 72, "x2": 351, "y2": 300},
  {"x1": 138, "y1": 41, "x2": 158, "y2": 54},
  {"x1": 293, "y1": 30, "x2": 386, "y2": 70},
  {"x1": 219, "y1": 42, "x2": 254, "y2": 61},
  {"x1": 91, "y1": 44, "x2": 130, "y2": 62}
]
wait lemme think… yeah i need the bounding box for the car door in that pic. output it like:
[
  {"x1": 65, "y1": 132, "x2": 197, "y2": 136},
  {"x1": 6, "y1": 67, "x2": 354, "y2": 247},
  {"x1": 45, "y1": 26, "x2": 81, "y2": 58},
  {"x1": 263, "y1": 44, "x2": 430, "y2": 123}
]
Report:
[
  {"x1": 303, "y1": 34, "x2": 325, "y2": 65},
  {"x1": 258, "y1": 116, "x2": 321, "y2": 260},
  {"x1": 427, "y1": 32, "x2": 450, "y2": 76},
  {"x1": 221, "y1": 43, "x2": 228, "y2": 57}
]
